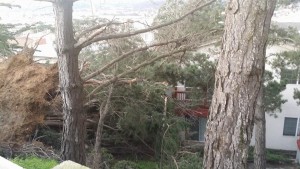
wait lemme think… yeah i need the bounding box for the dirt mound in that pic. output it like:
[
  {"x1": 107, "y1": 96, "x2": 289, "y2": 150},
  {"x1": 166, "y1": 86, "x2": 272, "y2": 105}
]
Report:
[{"x1": 0, "y1": 48, "x2": 58, "y2": 143}]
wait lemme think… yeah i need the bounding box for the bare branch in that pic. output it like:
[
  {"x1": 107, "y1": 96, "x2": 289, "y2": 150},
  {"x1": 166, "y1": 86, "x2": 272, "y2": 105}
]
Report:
[
  {"x1": 75, "y1": 19, "x2": 122, "y2": 40},
  {"x1": 78, "y1": 0, "x2": 216, "y2": 48},
  {"x1": 33, "y1": 33, "x2": 51, "y2": 51},
  {"x1": 85, "y1": 78, "x2": 144, "y2": 86},
  {"x1": 76, "y1": 27, "x2": 107, "y2": 48},
  {"x1": 23, "y1": 33, "x2": 30, "y2": 49},
  {"x1": 103, "y1": 124, "x2": 119, "y2": 131},
  {"x1": 172, "y1": 156, "x2": 179, "y2": 169},
  {"x1": 87, "y1": 46, "x2": 190, "y2": 97},
  {"x1": 83, "y1": 37, "x2": 187, "y2": 81},
  {"x1": 79, "y1": 60, "x2": 87, "y2": 74},
  {"x1": 194, "y1": 39, "x2": 221, "y2": 50}
]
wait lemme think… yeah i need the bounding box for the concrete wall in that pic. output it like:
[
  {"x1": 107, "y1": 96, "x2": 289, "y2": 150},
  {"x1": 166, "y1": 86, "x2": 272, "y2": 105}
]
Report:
[
  {"x1": 0, "y1": 156, "x2": 23, "y2": 169},
  {"x1": 0, "y1": 157, "x2": 90, "y2": 169}
]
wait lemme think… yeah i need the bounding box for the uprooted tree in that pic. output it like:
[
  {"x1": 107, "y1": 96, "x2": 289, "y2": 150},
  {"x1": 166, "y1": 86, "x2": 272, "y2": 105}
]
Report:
[
  {"x1": 37, "y1": 0, "x2": 216, "y2": 165},
  {"x1": 0, "y1": 49, "x2": 58, "y2": 143}
]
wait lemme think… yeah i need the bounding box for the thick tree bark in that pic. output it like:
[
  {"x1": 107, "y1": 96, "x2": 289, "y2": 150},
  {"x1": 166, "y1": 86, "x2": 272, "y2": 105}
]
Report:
[
  {"x1": 203, "y1": 0, "x2": 276, "y2": 169},
  {"x1": 254, "y1": 88, "x2": 266, "y2": 169},
  {"x1": 54, "y1": 0, "x2": 86, "y2": 164}
]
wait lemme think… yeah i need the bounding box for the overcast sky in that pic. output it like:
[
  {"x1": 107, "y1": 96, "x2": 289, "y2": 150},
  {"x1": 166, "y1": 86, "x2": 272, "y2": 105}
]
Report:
[
  {"x1": 0, "y1": 0, "x2": 299, "y2": 23},
  {"x1": 273, "y1": 7, "x2": 300, "y2": 22}
]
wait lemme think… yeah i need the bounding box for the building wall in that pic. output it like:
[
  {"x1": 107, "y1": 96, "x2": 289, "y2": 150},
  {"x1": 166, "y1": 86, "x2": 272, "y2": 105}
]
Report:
[
  {"x1": 251, "y1": 84, "x2": 300, "y2": 151},
  {"x1": 266, "y1": 84, "x2": 300, "y2": 151}
]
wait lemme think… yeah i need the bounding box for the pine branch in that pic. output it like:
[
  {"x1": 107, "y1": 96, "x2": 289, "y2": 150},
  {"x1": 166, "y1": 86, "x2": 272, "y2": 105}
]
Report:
[
  {"x1": 87, "y1": 46, "x2": 190, "y2": 97},
  {"x1": 83, "y1": 37, "x2": 187, "y2": 81},
  {"x1": 85, "y1": 78, "x2": 144, "y2": 86},
  {"x1": 76, "y1": 0, "x2": 216, "y2": 49}
]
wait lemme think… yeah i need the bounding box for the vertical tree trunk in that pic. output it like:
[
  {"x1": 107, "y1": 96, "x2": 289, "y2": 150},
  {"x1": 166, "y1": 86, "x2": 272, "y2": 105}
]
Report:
[
  {"x1": 53, "y1": 0, "x2": 86, "y2": 164},
  {"x1": 203, "y1": 0, "x2": 276, "y2": 169},
  {"x1": 254, "y1": 87, "x2": 266, "y2": 169},
  {"x1": 93, "y1": 85, "x2": 113, "y2": 169}
]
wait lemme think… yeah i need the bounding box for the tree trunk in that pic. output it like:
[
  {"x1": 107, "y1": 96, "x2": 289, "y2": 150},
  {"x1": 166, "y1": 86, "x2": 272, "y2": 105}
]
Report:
[
  {"x1": 203, "y1": 0, "x2": 276, "y2": 169},
  {"x1": 92, "y1": 114, "x2": 104, "y2": 169},
  {"x1": 53, "y1": 0, "x2": 86, "y2": 164},
  {"x1": 93, "y1": 85, "x2": 113, "y2": 169},
  {"x1": 254, "y1": 87, "x2": 266, "y2": 169}
]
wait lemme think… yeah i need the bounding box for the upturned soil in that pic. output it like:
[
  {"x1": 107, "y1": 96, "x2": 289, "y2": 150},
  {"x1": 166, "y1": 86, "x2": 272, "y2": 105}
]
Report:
[{"x1": 0, "y1": 48, "x2": 58, "y2": 143}]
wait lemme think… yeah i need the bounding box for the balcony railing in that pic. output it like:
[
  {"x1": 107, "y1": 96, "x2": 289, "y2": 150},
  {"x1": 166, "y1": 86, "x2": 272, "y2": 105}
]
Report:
[{"x1": 171, "y1": 88, "x2": 209, "y2": 118}]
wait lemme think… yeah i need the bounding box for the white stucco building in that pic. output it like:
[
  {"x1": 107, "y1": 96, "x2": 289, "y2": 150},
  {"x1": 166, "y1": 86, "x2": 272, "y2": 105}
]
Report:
[
  {"x1": 250, "y1": 44, "x2": 300, "y2": 151},
  {"x1": 263, "y1": 84, "x2": 300, "y2": 151}
]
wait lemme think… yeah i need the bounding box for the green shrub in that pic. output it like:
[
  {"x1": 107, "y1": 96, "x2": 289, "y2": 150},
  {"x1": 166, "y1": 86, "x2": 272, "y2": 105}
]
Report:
[
  {"x1": 11, "y1": 156, "x2": 58, "y2": 169},
  {"x1": 37, "y1": 128, "x2": 61, "y2": 150},
  {"x1": 248, "y1": 146, "x2": 254, "y2": 162},
  {"x1": 112, "y1": 160, "x2": 140, "y2": 169},
  {"x1": 177, "y1": 153, "x2": 203, "y2": 169},
  {"x1": 157, "y1": 152, "x2": 203, "y2": 169},
  {"x1": 99, "y1": 148, "x2": 114, "y2": 169},
  {"x1": 136, "y1": 161, "x2": 158, "y2": 169}
]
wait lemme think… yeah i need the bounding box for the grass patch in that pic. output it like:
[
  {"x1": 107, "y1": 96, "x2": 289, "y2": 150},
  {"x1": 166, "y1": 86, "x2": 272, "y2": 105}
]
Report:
[
  {"x1": 266, "y1": 150, "x2": 291, "y2": 164},
  {"x1": 248, "y1": 147, "x2": 292, "y2": 164},
  {"x1": 11, "y1": 156, "x2": 58, "y2": 169}
]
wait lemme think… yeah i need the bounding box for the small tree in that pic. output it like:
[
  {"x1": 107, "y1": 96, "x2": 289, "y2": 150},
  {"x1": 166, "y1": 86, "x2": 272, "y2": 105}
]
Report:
[
  {"x1": 253, "y1": 12, "x2": 300, "y2": 167},
  {"x1": 254, "y1": 71, "x2": 287, "y2": 168}
]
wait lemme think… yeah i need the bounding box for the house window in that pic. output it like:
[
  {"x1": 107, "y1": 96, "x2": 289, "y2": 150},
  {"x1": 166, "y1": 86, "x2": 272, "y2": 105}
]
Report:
[
  {"x1": 283, "y1": 117, "x2": 298, "y2": 136},
  {"x1": 199, "y1": 118, "x2": 207, "y2": 142}
]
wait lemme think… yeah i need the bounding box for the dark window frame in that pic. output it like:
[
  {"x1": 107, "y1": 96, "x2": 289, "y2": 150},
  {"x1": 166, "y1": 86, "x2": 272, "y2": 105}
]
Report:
[{"x1": 283, "y1": 117, "x2": 298, "y2": 136}]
